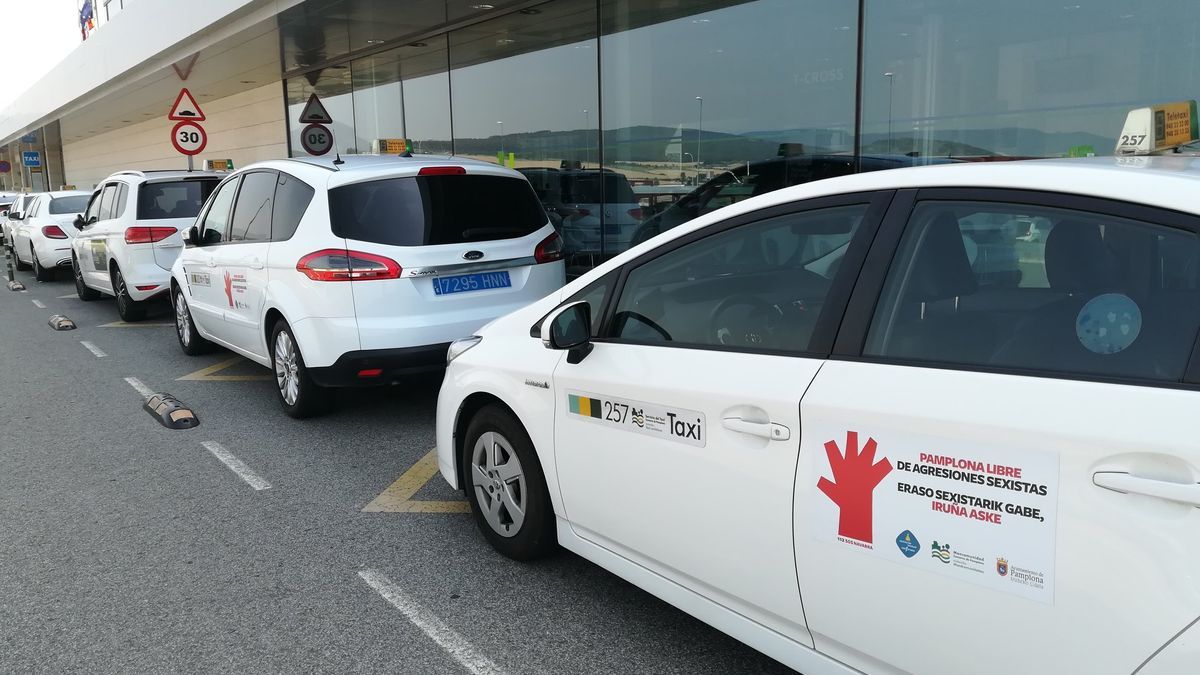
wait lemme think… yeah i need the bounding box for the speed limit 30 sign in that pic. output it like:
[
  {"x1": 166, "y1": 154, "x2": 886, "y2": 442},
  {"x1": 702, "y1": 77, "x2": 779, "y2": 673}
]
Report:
[
  {"x1": 171, "y1": 121, "x2": 208, "y2": 156},
  {"x1": 301, "y1": 123, "x2": 333, "y2": 156}
]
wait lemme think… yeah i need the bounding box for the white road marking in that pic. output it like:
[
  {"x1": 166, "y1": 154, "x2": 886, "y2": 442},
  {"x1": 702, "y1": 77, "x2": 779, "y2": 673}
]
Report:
[
  {"x1": 31, "y1": 299, "x2": 45, "y2": 308},
  {"x1": 80, "y1": 341, "x2": 107, "y2": 358},
  {"x1": 56, "y1": 294, "x2": 75, "y2": 299},
  {"x1": 124, "y1": 376, "x2": 155, "y2": 399},
  {"x1": 358, "y1": 569, "x2": 507, "y2": 675},
  {"x1": 200, "y1": 441, "x2": 272, "y2": 491}
]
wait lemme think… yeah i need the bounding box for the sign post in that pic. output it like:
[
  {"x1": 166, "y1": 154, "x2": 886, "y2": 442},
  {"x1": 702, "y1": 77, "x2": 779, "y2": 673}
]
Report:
[{"x1": 168, "y1": 88, "x2": 207, "y2": 170}]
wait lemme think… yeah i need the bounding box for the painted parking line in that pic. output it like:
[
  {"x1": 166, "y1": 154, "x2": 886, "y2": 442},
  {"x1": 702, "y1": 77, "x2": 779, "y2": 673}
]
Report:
[
  {"x1": 80, "y1": 341, "x2": 107, "y2": 358},
  {"x1": 100, "y1": 321, "x2": 174, "y2": 328},
  {"x1": 358, "y1": 569, "x2": 507, "y2": 675},
  {"x1": 200, "y1": 441, "x2": 272, "y2": 490},
  {"x1": 55, "y1": 294, "x2": 76, "y2": 299},
  {"x1": 177, "y1": 356, "x2": 272, "y2": 382},
  {"x1": 31, "y1": 299, "x2": 45, "y2": 308},
  {"x1": 362, "y1": 449, "x2": 470, "y2": 513},
  {"x1": 124, "y1": 376, "x2": 156, "y2": 400}
]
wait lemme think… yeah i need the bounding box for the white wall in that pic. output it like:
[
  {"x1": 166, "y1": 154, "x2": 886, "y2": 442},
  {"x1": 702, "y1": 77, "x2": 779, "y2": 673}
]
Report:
[{"x1": 62, "y1": 84, "x2": 287, "y2": 188}]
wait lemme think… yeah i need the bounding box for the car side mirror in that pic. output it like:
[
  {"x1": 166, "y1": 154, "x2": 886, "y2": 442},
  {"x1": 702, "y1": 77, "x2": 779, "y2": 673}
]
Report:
[
  {"x1": 8, "y1": 212, "x2": 21, "y2": 220},
  {"x1": 73, "y1": 214, "x2": 86, "y2": 230},
  {"x1": 541, "y1": 301, "x2": 592, "y2": 363},
  {"x1": 185, "y1": 226, "x2": 200, "y2": 246}
]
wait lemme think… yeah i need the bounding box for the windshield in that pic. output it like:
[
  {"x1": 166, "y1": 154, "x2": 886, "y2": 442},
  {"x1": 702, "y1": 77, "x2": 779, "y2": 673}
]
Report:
[
  {"x1": 561, "y1": 172, "x2": 637, "y2": 204},
  {"x1": 137, "y1": 179, "x2": 220, "y2": 220},
  {"x1": 49, "y1": 195, "x2": 90, "y2": 215}
]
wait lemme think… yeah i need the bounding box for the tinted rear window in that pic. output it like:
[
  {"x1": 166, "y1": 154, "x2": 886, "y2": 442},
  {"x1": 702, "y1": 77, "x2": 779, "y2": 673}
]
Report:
[
  {"x1": 49, "y1": 195, "x2": 90, "y2": 215},
  {"x1": 329, "y1": 175, "x2": 546, "y2": 246},
  {"x1": 137, "y1": 179, "x2": 220, "y2": 220},
  {"x1": 562, "y1": 172, "x2": 636, "y2": 204}
]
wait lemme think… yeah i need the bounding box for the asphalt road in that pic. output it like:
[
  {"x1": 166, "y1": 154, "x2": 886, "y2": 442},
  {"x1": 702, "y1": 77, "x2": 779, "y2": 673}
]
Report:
[{"x1": 0, "y1": 263, "x2": 794, "y2": 674}]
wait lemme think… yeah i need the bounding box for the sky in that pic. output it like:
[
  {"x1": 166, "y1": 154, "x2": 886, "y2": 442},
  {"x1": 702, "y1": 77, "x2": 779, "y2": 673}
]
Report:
[{"x1": 0, "y1": 0, "x2": 82, "y2": 110}]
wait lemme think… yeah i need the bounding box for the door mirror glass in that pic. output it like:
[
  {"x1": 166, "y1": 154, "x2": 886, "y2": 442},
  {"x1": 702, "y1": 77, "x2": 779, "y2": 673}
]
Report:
[
  {"x1": 542, "y1": 301, "x2": 592, "y2": 351},
  {"x1": 185, "y1": 226, "x2": 200, "y2": 246},
  {"x1": 201, "y1": 228, "x2": 223, "y2": 246},
  {"x1": 8, "y1": 212, "x2": 20, "y2": 220},
  {"x1": 73, "y1": 214, "x2": 86, "y2": 230}
]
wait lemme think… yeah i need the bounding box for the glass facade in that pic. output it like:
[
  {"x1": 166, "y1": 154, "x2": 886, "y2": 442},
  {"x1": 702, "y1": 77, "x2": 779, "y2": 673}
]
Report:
[{"x1": 281, "y1": 0, "x2": 1200, "y2": 276}]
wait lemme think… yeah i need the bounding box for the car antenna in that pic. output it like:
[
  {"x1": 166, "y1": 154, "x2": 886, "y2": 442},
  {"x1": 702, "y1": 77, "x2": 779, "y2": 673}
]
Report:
[{"x1": 332, "y1": 150, "x2": 344, "y2": 169}]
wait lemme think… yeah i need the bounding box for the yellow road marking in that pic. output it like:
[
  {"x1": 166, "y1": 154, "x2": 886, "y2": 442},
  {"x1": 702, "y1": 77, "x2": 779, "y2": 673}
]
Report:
[
  {"x1": 176, "y1": 356, "x2": 273, "y2": 382},
  {"x1": 363, "y1": 449, "x2": 470, "y2": 513},
  {"x1": 100, "y1": 321, "x2": 174, "y2": 328}
]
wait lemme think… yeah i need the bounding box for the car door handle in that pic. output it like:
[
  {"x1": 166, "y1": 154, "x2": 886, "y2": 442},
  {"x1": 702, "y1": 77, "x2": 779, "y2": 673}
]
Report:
[
  {"x1": 1093, "y1": 471, "x2": 1200, "y2": 507},
  {"x1": 722, "y1": 417, "x2": 791, "y2": 441},
  {"x1": 205, "y1": 258, "x2": 216, "y2": 267},
  {"x1": 247, "y1": 258, "x2": 264, "y2": 270}
]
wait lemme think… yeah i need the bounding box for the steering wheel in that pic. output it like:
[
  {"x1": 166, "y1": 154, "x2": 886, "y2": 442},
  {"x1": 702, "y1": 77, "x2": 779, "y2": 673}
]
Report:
[{"x1": 708, "y1": 295, "x2": 784, "y2": 348}]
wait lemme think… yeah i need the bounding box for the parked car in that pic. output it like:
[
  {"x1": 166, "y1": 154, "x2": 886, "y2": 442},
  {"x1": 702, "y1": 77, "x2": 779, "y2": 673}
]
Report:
[
  {"x1": 436, "y1": 156, "x2": 1200, "y2": 675},
  {"x1": 4, "y1": 193, "x2": 36, "y2": 249},
  {"x1": 517, "y1": 168, "x2": 643, "y2": 257},
  {"x1": 631, "y1": 154, "x2": 960, "y2": 247},
  {"x1": 170, "y1": 155, "x2": 565, "y2": 418},
  {"x1": 11, "y1": 190, "x2": 91, "y2": 281},
  {"x1": 71, "y1": 170, "x2": 223, "y2": 320}
]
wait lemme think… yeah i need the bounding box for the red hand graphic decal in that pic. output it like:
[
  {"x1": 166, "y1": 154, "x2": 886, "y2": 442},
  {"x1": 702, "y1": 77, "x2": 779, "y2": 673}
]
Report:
[
  {"x1": 818, "y1": 431, "x2": 893, "y2": 543},
  {"x1": 223, "y1": 271, "x2": 233, "y2": 307}
]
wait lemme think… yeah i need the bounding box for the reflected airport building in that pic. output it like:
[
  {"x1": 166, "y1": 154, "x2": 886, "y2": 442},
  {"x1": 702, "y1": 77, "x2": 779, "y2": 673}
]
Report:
[{"x1": 2, "y1": 0, "x2": 1199, "y2": 273}]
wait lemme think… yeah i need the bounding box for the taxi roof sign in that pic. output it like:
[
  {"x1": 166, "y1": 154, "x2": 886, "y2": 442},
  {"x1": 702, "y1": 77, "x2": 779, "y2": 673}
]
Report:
[{"x1": 1116, "y1": 100, "x2": 1199, "y2": 155}]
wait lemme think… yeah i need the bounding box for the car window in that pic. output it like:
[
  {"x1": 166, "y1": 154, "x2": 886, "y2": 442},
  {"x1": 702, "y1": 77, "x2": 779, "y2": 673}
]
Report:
[
  {"x1": 50, "y1": 195, "x2": 90, "y2": 215},
  {"x1": 608, "y1": 204, "x2": 867, "y2": 353},
  {"x1": 271, "y1": 172, "x2": 313, "y2": 241},
  {"x1": 97, "y1": 184, "x2": 118, "y2": 220},
  {"x1": 863, "y1": 200, "x2": 1200, "y2": 382},
  {"x1": 229, "y1": 171, "x2": 275, "y2": 243},
  {"x1": 137, "y1": 179, "x2": 220, "y2": 220},
  {"x1": 84, "y1": 191, "x2": 102, "y2": 223},
  {"x1": 561, "y1": 172, "x2": 637, "y2": 204},
  {"x1": 113, "y1": 185, "x2": 128, "y2": 218},
  {"x1": 25, "y1": 197, "x2": 40, "y2": 217},
  {"x1": 329, "y1": 174, "x2": 546, "y2": 246},
  {"x1": 199, "y1": 178, "x2": 239, "y2": 244}
]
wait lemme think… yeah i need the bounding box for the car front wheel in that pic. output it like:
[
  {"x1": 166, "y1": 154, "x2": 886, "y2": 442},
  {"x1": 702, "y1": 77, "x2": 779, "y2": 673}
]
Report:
[
  {"x1": 462, "y1": 404, "x2": 556, "y2": 560},
  {"x1": 270, "y1": 319, "x2": 330, "y2": 418},
  {"x1": 173, "y1": 288, "x2": 211, "y2": 355},
  {"x1": 73, "y1": 256, "x2": 100, "y2": 300}
]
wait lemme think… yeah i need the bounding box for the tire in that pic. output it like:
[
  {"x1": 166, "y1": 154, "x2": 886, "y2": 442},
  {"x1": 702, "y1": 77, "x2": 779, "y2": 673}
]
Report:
[
  {"x1": 12, "y1": 244, "x2": 29, "y2": 271},
  {"x1": 73, "y1": 255, "x2": 100, "y2": 301},
  {"x1": 462, "y1": 404, "x2": 557, "y2": 561},
  {"x1": 111, "y1": 265, "x2": 146, "y2": 322},
  {"x1": 32, "y1": 246, "x2": 54, "y2": 282},
  {"x1": 173, "y1": 287, "x2": 212, "y2": 356},
  {"x1": 269, "y1": 319, "x2": 331, "y2": 418}
]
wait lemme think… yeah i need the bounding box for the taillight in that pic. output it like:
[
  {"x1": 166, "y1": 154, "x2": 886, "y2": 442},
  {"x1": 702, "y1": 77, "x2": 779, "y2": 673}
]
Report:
[
  {"x1": 125, "y1": 227, "x2": 176, "y2": 244},
  {"x1": 534, "y1": 232, "x2": 564, "y2": 264},
  {"x1": 296, "y1": 249, "x2": 402, "y2": 281},
  {"x1": 627, "y1": 208, "x2": 643, "y2": 220},
  {"x1": 42, "y1": 225, "x2": 67, "y2": 239},
  {"x1": 418, "y1": 166, "x2": 466, "y2": 176}
]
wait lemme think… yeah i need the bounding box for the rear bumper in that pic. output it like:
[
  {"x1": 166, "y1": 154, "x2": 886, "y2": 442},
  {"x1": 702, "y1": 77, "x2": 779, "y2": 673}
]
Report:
[{"x1": 307, "y1": 344, "x2": 450, "y2": 387}]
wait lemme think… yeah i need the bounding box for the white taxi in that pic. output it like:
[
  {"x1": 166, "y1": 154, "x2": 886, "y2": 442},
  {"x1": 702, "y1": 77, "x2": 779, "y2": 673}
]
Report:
[{"x1": 437, "y1": 157, "x2": 1200, "y2": 675}]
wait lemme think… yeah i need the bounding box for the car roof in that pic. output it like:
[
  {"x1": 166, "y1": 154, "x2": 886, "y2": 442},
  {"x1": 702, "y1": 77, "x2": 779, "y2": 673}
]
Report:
[
  {"x1": 580, "y1": 156, "x2": 1200, "y2": 289},
  {"x1": 242, "y1": 154, "x2": 531, "y2": 189},
  {"x1": 104, "y1": 169, "x2": 225, "y2": 183},
  {"x1": 41, "y1": 190, "x2": 91, "y2": 199}
]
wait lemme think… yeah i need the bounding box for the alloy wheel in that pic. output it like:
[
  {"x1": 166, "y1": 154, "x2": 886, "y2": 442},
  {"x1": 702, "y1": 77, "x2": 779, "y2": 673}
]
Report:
[
  {"x1": 470, "y1": 431, "x2": 527, "y2": 537},
  {"x1": 175, "y1": 293, "x2": 191, "y2": 346},
  {"x1": 273, "y1": 330, "x2": 300, "y2": 406}
]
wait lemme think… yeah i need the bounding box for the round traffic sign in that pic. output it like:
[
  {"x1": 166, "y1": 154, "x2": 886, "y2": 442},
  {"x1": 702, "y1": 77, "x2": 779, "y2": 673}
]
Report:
[
  {"x1": 171, "y1": 121, "x2": 207, "y2": 156},
  {"x1": 301, "y1": 123, "x2": 333, "y2": 156},
  {"x1": 170, "y1": 119, "x2": 207, "y2": 154},
  {"x1": 0, "y1": 160, "x2": 9, "y2": 174}
]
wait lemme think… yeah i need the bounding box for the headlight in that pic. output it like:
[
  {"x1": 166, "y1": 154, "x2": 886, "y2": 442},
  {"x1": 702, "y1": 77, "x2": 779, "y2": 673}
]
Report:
[{"x1": 446, "y1": 336, "x2": 483, "y2": 364}]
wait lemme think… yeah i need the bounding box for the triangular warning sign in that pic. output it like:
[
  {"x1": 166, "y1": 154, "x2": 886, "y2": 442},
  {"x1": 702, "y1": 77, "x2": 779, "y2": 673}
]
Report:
[
  {"x1": 168, "y1": 88, "x2": 205, "y2": 121},
  {"x1": 298, "y1": 93, "x2": 333, "y2": 124}
]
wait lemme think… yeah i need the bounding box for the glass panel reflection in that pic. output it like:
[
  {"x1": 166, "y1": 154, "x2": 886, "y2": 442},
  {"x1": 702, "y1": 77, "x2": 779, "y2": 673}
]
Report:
[{"x1": 600, "y1": 0, "x2": 858, "y2": 261}]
